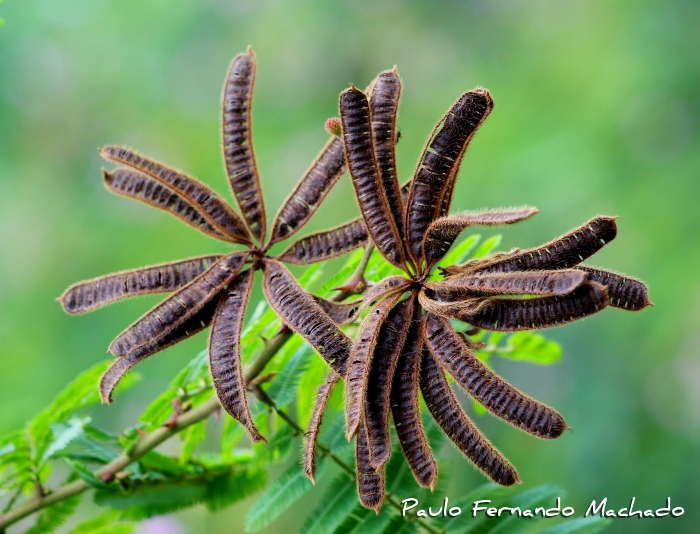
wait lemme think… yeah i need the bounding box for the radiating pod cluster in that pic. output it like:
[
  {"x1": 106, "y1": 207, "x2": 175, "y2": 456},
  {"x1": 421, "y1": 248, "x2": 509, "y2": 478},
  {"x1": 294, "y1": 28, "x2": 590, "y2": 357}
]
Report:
[{"x1": 60, "y1": 47, "x2": 650, "y2": 511}]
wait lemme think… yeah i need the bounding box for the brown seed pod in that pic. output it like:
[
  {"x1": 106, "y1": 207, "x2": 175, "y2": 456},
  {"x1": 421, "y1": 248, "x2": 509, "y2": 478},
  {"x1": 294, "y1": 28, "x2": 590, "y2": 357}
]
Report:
[
  {"x1": 355, "y1": 421, "x2": 385, "y2": 512},
  {"x1": 109, "y1": 253, "x2": 248, "y2": 357},
  {"x1": 425, "y1": 282, "x2": 609, "y2": 331},
  {"x1": 303, "y1": 372, "x2": 339, "y2": 483},
  {"x1": 419, "y1": 347, "x2": 519, "y2": 486},
  {"x1": 369, "y1": 69, "x2": 406, "y2": 246},
  {"x1": 103, "y1": 169, "x2": 229, "y2": 241},
  {"x1": 421, "y1": 207, "x2": 538, "y2": 268},
  {"x1": 100, "y1": 294, "x2": 223, "y2": 403},
  {"x1": 59, "y1": 255, "x2": 224, "y2": 315},
  {"x1": 448, "y1": 216, "x2": 618, "y2": 276},
  {"x1": 364, "y1": 297, "x2": 414, "y2": 469},
  {"x1": 311, "y1": 295, "x2": 362, "y2": 326},
  {"x1": 390, "y1": 304, "x2": 438, "y2": 489},
  {"x1": 209, "y1": 269, "x2": 264, "y2": 442},
  {"x1": 423, "y1": 269, "x2": 587, "y2": 300},
  {"x1": 363, "y1": 276, "x2": 411, "y2": 306},
  {"x1": 404, "y1": 89, "x2": 494, "y2": 262},
  {"x1": 424, "y1": 313, "x2": 566, "y2": 438},
  {"x1": 262, "y1": 259, "x2": 352, "y2": 375},
  {"x1": 99, "y1": 146, "x2": 252, "y2": 244},
  {"x1": 340, "y1": 86, "x2": 406, "y2": 269},
  {"x1": 345, "y1": 292, "x2": 402, "y2": 440},
  {"x1": 578, "y1": 266, "x2": 652, "y2": 311},
  {"x1": 221, "y1": 47, "x2": 266, "y2": 241},
  {"x1": 276, "y1": 219, "x2": 369, "y2": 265},
  {"x1": 270, "y1": 136, "x2": 346, "y2": 244}
]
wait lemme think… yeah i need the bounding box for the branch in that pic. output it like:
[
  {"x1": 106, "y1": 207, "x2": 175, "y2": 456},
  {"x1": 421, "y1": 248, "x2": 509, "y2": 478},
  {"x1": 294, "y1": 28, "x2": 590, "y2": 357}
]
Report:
[{"x1": 0, "y1": 244, "x2": 375, "y2": 532}]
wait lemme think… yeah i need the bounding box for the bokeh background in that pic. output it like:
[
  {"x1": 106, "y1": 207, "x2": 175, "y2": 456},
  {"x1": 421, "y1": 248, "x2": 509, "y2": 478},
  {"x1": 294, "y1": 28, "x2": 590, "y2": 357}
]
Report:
[{"x1": 1, "y1": 0, "x2": 699, "y2": 532}]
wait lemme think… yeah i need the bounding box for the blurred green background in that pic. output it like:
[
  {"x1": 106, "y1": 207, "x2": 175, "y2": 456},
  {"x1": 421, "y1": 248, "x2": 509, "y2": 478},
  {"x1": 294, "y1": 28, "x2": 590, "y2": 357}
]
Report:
[{"x1": 1, "y1": 0, "x2": 698, "y2": 532}]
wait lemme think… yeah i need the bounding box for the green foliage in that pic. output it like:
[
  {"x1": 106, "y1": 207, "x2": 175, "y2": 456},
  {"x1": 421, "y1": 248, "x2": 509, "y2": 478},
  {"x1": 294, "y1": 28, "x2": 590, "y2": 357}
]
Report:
[
  {"x1": 69, "y1": 511, "x2": 135, "y2": 534},
  {"x1": 540, "y1": 518, "x2": 613, "y2": 534},
  {"x1": 25, "y1": 493, "x2": 82, "y2": 534},
  {"x1": 0, "y1": 239, "x2": 588, "y2": 534},
  {"x1": 94, "y1": 464, "x2": 266, "y2": 519},
  {"x1": 471, "y1": 235, "x2": 503, "y2": 259},
  {"x1": 301, "y1": 473, "x2": 357, "y2": 534},
  {"x1": 245, "y1": 459, "x2": 326, "y2": 532}
]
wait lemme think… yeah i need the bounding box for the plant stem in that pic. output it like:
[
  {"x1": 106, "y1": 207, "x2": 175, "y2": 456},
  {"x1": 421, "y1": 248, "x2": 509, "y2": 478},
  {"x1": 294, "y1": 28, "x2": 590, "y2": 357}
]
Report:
[{"x1": 0, "y1": 244, "x2": 375, "y2": 532}]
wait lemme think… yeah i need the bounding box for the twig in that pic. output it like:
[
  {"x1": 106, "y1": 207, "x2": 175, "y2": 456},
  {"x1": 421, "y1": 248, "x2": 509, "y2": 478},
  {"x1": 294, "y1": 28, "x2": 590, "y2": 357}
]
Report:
[{"x1": 0, "y1": 244, "x2": 375, "y2": 531}]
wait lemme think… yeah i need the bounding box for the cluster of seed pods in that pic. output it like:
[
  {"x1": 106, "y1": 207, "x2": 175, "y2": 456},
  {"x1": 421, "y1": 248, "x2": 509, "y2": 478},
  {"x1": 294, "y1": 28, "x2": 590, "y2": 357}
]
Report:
[
  {"x1": 299, "y1": 70, "x2": 651, "y2": 510},
  {"x1": 59, "y1": 48, "x2": 650, "y2": 512}
]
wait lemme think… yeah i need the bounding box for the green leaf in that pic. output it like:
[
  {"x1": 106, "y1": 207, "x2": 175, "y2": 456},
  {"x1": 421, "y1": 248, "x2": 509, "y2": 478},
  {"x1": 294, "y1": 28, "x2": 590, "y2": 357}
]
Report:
[
  {"x1": 180, "y1": 419, "x2": 207, "y2": 463},
  {"x1": 298, "y1": 261, "x2": 326, "y2": 290},
  {"x1": 220, "y1": 416, "x2": 246, "y2": 461},
  {"x1": 500, "y1": 332, "x2": 562, "y2": 365},
  {"x1": 69, "y1": 511, "x2": 135, "y2": 534},
  {"x1": 25, "y1": 493, "x2": 82, "y2": 534},
  {"x1": 331, "y1": 504, "x2": 394, "y2": 534},
  {"x1": 297, "y1": 357, "x2": 331, "y2": 427},
  {"x1": 471, "y1": 235, "x2": 503, "y2": 259},
  {"x1": 255, "y1": 424, "x2": 295, "y2": 465},
  {"x1": 267, "y1": 344, "x2": 314, "y2": 408},
  {"x1": 245, "y1": 459, "x2": 325, "y2": 532},
  {"x1": 94, "y1": 466, "x2": 265, "y2": 519},
  {"x1": 471, "y1": 399, "x2": 488, "y2": 416},
  {"x1": 64, "y1": 426, "x2": 120, "y2": 464},
  {"x1": 30, "y1": 361, "x2": 136, "y2": 462},
  {"x1": 301, "y1": 473, "x2": 356, "y2": 534},
  {"x1": 380, "y1": 515, "x2": 420, "y2": 534},
  {"x1": 65, "y1": 459, "x2": 114, "y2": 490},
  {"x1": 316, "y1": 249, "x2": 364, "y2": 297},
  {"x1": 203, "y1": 467, "x2": 268, "y2": 511},
  {"x1": 43, "y1": 416, "x2": 91, "y2": 465},
  {"x1": 139, "y1": 451, "x2": 190, "y2": 477},
  {"x1": 539, "y1": 517, "x2": 612, "y2": 534},
  {"x1": 439, "y1": 234, "x2": 482, "y2": 267}
]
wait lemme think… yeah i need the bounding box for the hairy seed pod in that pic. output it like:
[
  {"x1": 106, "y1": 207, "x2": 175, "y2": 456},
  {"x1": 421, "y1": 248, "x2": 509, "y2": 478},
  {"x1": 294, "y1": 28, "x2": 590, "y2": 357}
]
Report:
[
  {"x1": 419, "y1": 348, "x2": 519, "y2": 486},
  {"x1": 221, "y1": 47, "x2": 266, "y2": 241},
  {"x1": 390, "y1": 302, "x2": 438, "y2": 489},
  {"x1": 262, "y1": 259, "x2": 352, "y2": 375},
  {"x1": 103, "y1": 169, "x2": 229, "y2": 241},
  {"x1": 109, "y1": 253, "x2": 248, "y2": 357},
  {"x1": 365, "y1": 297, "x2": 414, "y2": 469},
  {"x1": 345, "y1": 292, "x2": 402, "y2": 440},
  {"x1": 369, "y1": 69, "x2": 406, "y2": 245},
  {"x1": 422, "y1": 207, "x2": 538, "y2": 268},
  {"x1": 363, "y1": 276, "x2": 410, "y2": 306},
  {"x1": 579, "y1": 266, "x2": 651, "y2": 311},
  {"x1": 270, "y1": 136, "x2": 346, "y2": 244},
  {"x1": 60, "y1": 255, "x2": 223, "y2": 314},
  {"x1": 311, "y1": 295, "x2": 362, "y2": 326},
  {"x1": 404, "y1": 89, "x2": 494, "y2": 263},
  {"x1": 277, "y1": 219, "x2": 368, "y2": 265},
  {"x1": 424, "y1": 269, "x2": 587, "y2": 300},
  {"x1": 340, "y1": 86, "x2": 406, "y2": 269},
  {"x1": 303, "y1": 372, "x2": 339, "y2": 483},
  {"x1": 431, "y1": 282, "x2": 609, "y2": 331},
  {"x1": 355, "y1": 422, "x2": 385, "y2": 512},
  {"x1": 209, "y1": 269, "x2": 264, "y2": 442},
  {"x1": 100, "y1": 294, "x2": 223, "y2": 403},
  {"x1": 99, "y1": 146, "x2": 252, "y2": 244},
  {"x1": 424, "y1": 314, "x2": 566, "y2": 438},
  {"x1": 450, "y1": 216, "x2": 618, "y2": 276}
]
